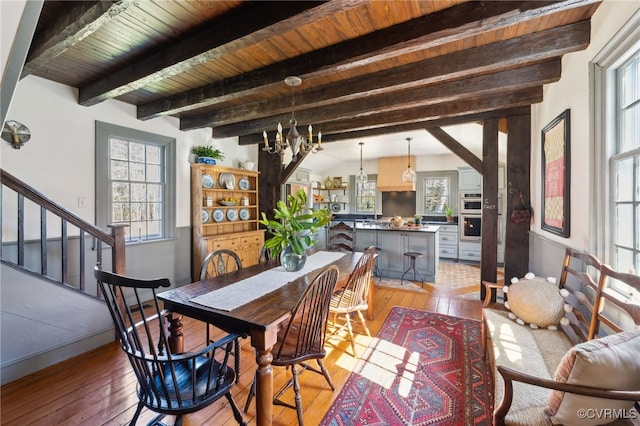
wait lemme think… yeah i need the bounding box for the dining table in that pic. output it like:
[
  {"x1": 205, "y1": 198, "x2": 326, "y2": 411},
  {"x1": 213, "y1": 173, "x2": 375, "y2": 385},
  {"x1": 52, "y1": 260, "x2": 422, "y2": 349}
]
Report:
[{"x1": 157, "y1": 250, "x2": 371, "y2": 426}]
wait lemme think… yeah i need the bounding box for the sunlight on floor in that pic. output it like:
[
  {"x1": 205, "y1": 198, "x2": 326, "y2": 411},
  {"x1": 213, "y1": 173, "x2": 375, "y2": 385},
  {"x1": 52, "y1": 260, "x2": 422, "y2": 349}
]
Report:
[{"x1": 330, "y1": 334, "x2": 420, "y2": 396}]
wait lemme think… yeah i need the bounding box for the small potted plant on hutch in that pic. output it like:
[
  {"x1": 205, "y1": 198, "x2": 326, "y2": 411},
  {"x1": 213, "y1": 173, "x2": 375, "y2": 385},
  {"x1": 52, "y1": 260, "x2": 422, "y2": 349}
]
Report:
[
  {"x1": 443, "y1": 205, "x2": 455, "y2": 223},
  {"x1": 259, "y1": 189, "x2": 331, "y2": 272},
  {"x1": 192, "y1": 145, "x2": 224, "y2": 165}
]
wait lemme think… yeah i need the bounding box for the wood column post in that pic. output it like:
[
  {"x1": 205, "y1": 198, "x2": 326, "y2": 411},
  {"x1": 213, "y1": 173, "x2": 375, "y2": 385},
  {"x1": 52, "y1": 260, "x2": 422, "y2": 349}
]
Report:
[
  {"x1": 480, "y1": 118, "x2": 499, "y2": 301},
  {"x1": 258, "y1": 145, "x2": 283, "y2": 232},
  {"x1": 504, "y1": 111, "x2": 531, "y2": 281}
]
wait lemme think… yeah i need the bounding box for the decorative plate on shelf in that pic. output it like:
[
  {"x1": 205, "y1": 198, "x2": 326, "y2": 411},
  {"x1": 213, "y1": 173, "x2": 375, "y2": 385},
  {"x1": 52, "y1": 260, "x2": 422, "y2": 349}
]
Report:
[
  {"x1": 202, "y1": 210, "x2": 209, "y2": 223},
  {"x1": 227, "y1": 208, "x2": 238, "y2": 221},
  {"x1": 212, "y1": 208, "x2": 225, "y2": 223},
  {"x1": 239, "y1": 208, "x2": 250, "y2": 221},
  {"x1": 202, "y1": 174, "x2": 215, "y2": 189},
  {"x1": 331, "y1": 203, "x2": 341, "y2": 212},
  {"x1": 238, "y1": 177, "x2": 250, "y2": 190},
  {"x1": 219, "y1": 173, "x2": 236, "y2": 190}
]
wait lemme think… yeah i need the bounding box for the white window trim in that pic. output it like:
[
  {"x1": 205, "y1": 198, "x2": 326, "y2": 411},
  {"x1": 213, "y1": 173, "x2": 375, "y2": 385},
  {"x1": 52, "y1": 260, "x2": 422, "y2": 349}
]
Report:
[
  {"x1": 95, "y1": 121, "x2": 176, "y2": 243},
  {"x1": 591, "y1": 10, "x2": 640, "y2": 298}
]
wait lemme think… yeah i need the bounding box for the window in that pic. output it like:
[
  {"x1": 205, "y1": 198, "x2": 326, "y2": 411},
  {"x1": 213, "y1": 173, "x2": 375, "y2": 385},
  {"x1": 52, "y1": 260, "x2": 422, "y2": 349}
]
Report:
[
  {"x1": 593, "y1": 15, "x2": 640, "y2": 300},
  {"x1": 354, "y1": 176, "x2": 377, "y2": 213},
  {"x1": 423, "y1": 176, "x2": 451, "y2": 213},
  {"x1": 611, "y1": 53, "x2": 640, "y2": 277},
  {"x1": 96, "y1": 121, "x2": 176, "y2": 243}
]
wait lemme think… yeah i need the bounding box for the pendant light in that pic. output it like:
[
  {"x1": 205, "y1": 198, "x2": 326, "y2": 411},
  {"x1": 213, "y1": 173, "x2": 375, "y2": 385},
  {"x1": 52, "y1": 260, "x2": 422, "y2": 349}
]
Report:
[
  {"x1": 402, "y1": 137, "x2": 417, "y2": 182},
  {"x1": 355, "y1": 142, "x2": 368, "y2": 184}
]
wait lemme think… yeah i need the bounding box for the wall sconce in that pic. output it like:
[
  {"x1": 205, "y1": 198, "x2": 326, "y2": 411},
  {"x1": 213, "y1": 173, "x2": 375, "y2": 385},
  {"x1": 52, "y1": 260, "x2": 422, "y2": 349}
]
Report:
[{"x1": 2, "y1": 120, "x2": 31, "y2": 149}]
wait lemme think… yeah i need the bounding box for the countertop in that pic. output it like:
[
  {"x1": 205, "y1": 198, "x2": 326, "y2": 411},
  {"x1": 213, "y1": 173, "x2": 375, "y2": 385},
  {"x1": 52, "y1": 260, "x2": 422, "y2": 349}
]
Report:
[{"x1": 354, "y1": 222, "x2": 440, "y2": 233}]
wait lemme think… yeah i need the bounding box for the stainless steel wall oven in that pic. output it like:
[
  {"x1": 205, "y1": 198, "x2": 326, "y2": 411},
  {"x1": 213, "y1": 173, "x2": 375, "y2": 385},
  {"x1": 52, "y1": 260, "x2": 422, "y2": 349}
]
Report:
[{"x1": 460, "y1": 214, "x2": 482, "y2": 241}]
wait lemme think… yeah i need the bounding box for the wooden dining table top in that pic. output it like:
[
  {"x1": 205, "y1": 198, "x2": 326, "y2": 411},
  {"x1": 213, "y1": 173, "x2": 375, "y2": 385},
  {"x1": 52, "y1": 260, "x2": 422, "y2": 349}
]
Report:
[{"x1": 157, "y1": 250, "x2": 364, "y2": 336}]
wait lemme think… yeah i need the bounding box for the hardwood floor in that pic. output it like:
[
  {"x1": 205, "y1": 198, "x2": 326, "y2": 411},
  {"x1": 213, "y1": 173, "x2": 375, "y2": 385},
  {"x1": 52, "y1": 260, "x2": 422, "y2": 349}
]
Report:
[{"x1": 0, "y1": 284, "x2": 483, "y2": 426}]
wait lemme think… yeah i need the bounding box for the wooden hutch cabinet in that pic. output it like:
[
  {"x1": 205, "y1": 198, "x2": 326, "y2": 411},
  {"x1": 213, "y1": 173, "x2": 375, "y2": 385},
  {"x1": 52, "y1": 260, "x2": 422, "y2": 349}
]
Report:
[{"x1": 191, "y1": 164, "x2": 264, "y2": 279}]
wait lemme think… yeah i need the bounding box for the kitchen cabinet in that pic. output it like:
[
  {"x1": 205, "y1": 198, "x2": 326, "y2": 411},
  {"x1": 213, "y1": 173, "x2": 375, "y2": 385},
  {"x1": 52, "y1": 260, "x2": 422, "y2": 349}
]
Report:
[
  {"x1": 458, "y1": 166, "x2": 505, "y2": 191},
  {"x1": 354, "y1": 228, "x2": 377, "y2": 252},
  {"x1": 376, "y1": 229, "x2": 439, "y2": 281},
  {"x1": 437, "y1": 224, "x2": 458, "y2": 259},
  {"x1": 458, "y1": 167, "x2": 481, "y2": 191},
  {"x1": 191, "y1": 164, "x2": 264, "y2": 279},
  {"x1": 377, "y1": 156, "x2": 416, "y2": 191},
  {"x1": 459, "y1": 240, "x2": 481, "y2": 262}
]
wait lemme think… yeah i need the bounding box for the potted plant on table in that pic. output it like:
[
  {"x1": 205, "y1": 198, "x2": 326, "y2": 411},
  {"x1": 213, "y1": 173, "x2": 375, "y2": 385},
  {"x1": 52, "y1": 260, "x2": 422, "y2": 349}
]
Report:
[
  {"x1": 259, "y1": 189, "x2": 331, "y2": 272},
  {"x1": 414, "y1": 214, "x2": 423, "y2": 225},
  {"x1": 192, "y1": 145, "x2": 224, "y2": 165},
  {"x1": 443, "y1": 205, "x2": 455, "y2": 223}
]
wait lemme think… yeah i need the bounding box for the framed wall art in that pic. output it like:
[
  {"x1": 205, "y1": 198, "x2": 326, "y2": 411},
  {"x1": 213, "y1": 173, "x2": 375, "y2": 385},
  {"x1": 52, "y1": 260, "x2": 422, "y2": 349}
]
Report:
[
  {"x1": 541, "y1": 109, "x2": 570, "y2": 237},
  {"x1": 333, "y1": 177, "x2": 342, "y2": 188}
]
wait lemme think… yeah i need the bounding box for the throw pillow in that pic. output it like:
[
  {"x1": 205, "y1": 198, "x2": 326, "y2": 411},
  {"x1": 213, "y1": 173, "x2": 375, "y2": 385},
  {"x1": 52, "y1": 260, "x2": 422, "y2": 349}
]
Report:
[
  {"x1": 546, "y1": 330, "x2": 640, "y2": 425},
  {"x1": 503, "y1": 272, "x2": 567, "y2": 330}
]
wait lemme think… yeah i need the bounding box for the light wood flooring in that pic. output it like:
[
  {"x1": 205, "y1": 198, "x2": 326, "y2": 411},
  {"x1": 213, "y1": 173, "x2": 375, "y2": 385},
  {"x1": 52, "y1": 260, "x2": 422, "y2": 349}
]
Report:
[{"x1": 0, "y1": 268, "x2": 483, "y2": 426}]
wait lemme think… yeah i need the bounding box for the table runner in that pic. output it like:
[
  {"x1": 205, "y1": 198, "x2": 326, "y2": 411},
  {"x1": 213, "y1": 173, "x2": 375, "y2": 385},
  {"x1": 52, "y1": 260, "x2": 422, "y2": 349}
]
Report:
[{"x1": 190, "y1": 251, "x2": 347, "y2": 311}]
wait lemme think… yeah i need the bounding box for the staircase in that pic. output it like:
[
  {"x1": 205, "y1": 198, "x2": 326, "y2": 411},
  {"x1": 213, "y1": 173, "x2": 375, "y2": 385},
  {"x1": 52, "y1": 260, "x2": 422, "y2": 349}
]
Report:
[{"x1": 0, "y1": 169, "x2": 127, "y2": 385}]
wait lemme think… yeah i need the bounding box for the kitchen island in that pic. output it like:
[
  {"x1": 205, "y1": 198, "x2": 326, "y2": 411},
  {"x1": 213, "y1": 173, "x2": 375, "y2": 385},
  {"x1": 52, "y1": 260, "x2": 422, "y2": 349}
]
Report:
[{"x1": 353, "y1": 222, "x2": 440, "y2": 282}]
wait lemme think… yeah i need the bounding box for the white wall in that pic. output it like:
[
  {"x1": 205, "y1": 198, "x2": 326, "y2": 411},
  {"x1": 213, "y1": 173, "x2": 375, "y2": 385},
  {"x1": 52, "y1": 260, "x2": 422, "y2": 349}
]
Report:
[
  {"x1": 1, "y1": 76, "x2": 258, "y2": 233},
  {"x1": 530, "y1": 0, "x2": 640, "y2": 252}
]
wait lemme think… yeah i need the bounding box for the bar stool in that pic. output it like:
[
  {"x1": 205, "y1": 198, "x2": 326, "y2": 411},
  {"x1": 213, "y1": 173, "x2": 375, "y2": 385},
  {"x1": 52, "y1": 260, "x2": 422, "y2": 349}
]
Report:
[
  {"x1": 401, "y1": 251, "x2": 424, "y2": 287},
  {"x1": 373, "y1": 246, "x2": 382, "y2": 280}
]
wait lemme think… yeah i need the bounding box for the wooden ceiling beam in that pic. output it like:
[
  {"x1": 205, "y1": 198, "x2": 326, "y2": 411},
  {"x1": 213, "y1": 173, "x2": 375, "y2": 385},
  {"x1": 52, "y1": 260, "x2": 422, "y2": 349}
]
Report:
[
  {"x1": 77, "y1": 1, "x2": 332, "y2": 106},
  {"x1": 178, "y1": 20, "x2": 589, "y2": 128},
  {"x1": 237, "y1": 89, "x2": 540, "y2": 146},
  {"x1": 426, "y1": 127, "x2": 482, "y2": 172},
  {"x1": 21, "y1": 0, "x2": 137, "y2": 78},
  {"x1": 138, "y1": 0, "x2": 591, "y2": 120},
  {"x1": 209, "y1": 61, "x2": 559, "y2": 137},
  {"x1": 239, "y1": 106, "x2": 529, "y2": 146}
]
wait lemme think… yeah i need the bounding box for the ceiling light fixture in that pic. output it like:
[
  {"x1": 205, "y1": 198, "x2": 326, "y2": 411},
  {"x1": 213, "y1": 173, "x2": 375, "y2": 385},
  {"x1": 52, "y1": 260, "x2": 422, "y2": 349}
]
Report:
[
  {"x1": 262, "y1": 76, "x2": 322, "y2": 162},
  {"x1": 402, "y1": 137, "x2": 417, "y2": 182},
  {"x1": 355, "y1": 142, "x2": 367, "y2": 184}
]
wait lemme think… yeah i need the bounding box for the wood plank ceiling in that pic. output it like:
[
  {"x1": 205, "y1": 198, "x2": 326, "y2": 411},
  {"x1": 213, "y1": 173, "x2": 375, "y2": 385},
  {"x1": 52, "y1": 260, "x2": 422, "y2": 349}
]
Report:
[{"x1": 23, "y1": 0, "x2": 600, "y2": 148}]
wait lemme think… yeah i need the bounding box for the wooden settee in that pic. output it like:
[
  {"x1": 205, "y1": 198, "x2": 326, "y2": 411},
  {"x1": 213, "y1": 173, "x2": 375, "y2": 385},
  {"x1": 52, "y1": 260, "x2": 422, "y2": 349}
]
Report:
[{"x1": 482, "y1": 248, "x2": 640, "y2": 426}]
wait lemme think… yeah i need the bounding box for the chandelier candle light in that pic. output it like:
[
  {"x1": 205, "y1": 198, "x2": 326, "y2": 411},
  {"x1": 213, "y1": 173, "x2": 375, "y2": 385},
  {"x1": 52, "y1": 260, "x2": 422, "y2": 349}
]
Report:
[
  {"x1": 263, "y1": 76, "x2": 322, "y2": 162},
  {"x1": 402, "y1": 137, "x2": 417, "y2": 182}
]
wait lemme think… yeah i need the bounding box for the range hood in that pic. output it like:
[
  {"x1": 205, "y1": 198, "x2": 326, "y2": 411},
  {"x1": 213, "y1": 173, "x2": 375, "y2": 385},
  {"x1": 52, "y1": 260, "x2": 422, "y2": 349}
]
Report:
[{"x1": 377, "y1": 156, "x2": 416, "y2": 191}]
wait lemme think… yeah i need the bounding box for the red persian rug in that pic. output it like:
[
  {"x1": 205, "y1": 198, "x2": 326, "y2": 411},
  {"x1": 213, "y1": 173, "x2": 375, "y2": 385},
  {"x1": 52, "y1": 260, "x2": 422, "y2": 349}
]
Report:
[{"x1": 320, "y1": 307, "x2": 493, "y2": 426}]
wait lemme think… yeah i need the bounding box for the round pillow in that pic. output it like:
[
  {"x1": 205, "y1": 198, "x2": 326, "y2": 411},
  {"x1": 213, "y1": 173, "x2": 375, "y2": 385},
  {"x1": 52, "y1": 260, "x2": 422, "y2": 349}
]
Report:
[{"x1": 503, "y1": 273, "x2": 565, "y2": 330}]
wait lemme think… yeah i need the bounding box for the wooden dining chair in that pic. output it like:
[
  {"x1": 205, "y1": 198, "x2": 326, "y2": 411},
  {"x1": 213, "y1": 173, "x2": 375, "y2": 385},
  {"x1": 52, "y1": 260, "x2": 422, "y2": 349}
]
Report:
[
  {"x1": 327, "y1": 246, "x2": 376, "y2": 356},
  {"x1": 244, "y1": 265, "x2": 339, "y2": 426},
  {"x1": 200, "y1": 248, "x2": 244, "y2": 383},
  {"x1": 95, "y1": 265, "x2": 246, "y2": 426}
]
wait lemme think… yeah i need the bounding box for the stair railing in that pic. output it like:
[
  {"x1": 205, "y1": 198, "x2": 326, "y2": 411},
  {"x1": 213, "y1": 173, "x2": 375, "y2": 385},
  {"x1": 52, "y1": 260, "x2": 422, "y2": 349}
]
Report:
[{"x1": 0, "y1": 169, "x2": 126, "y2": 298}]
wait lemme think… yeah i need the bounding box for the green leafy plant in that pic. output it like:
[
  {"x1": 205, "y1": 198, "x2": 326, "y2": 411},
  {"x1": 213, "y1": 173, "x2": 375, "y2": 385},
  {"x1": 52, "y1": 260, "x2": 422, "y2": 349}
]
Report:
[
  {"x1": 259, "y1": 189, "x2": 331, "y2": 257},
  {"x1": 414, "y1": 214, "x2": 423, "y2": 219},
  {"x1": 191, "y1": 145, "x2": 224, "y2": 160},
  {"x1": 443, "y1": 205, "x2": 455, "y2": 217}
]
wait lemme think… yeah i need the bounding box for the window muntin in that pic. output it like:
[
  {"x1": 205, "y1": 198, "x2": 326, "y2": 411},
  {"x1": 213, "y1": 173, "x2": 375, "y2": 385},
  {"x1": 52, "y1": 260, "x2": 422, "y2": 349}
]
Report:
[
  {"x1": 607, "y1": 49, "x2": 640, "y2": 298},
  {"x1": 355, "y1": 179, "x2": 376, "y2": 213},
  {"x1": 109, "y1": 139, "x2": 165, "y2": 242},
  {"x1": 423, "y1": 177, "x2": 450, "y2": 214}
]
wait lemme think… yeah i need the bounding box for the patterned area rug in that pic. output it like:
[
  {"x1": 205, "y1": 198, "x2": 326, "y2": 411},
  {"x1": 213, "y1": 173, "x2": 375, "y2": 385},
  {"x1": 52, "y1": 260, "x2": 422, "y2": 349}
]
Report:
[
  {"x1": 320, "y1": 307, "x2": 493, "y2": 426},
  {"x1": 374, "y1": 261, "x2": 486, "y2": 300}
]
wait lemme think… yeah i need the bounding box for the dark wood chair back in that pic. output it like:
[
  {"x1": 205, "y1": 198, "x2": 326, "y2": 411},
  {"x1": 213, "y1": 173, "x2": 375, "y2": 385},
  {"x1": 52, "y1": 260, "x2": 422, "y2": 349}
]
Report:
[
  {"x1": 95, "y1": 265, "x2": 245, "y2": 425},
  {"x1": 274, "y1": 265, "x2": 339, "y2": 364},
  {"x1": 200, "y1": 249, "x2": 242, "y2": 280}
]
